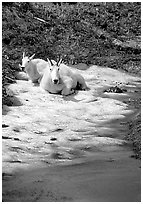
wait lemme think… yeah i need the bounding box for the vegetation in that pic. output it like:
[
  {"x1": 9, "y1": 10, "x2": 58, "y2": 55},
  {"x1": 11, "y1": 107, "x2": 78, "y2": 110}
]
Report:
[{"x1": 127, "y1": 112, "x2": 141, "y2": 159}]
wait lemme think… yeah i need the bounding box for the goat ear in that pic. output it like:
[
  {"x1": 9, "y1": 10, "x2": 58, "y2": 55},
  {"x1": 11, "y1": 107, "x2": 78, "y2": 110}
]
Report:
[
  {"x1": 29, "y1": 54, "x2": 35, "y2": 60},
  {"x1": 57, "y1": 58, "x2": 62, "y2": 66},
  {"x1": 23, "y1": 52, "x2": 25, "y2": 58},
  {"x1": 19, "y1": 64, "x2": 22, "y2": 71},
  {"x1": 51, "y1": 60, "x2": 57, "y2": 65}
]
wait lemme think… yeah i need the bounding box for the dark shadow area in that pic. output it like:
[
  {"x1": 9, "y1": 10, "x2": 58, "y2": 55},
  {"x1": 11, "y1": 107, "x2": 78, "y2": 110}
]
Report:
[
  {"x1": 62, "y1": 93, "x2": 82, "y2": 102},
  {"x1": 2, "y1": 105, "x2": 11, "y2": 115},
  {"x1": 8, "y1": 95, "x2": 23, "y2": 106},
  {"x1": 2, "y1": 150, "x2": 141, "y2": 202},
  {"x1": 2, "y1": 93, "x2": 23, "y2": 115},
  {"x1": 101, "y1": 86, "x2": 141, "y2": 158}
]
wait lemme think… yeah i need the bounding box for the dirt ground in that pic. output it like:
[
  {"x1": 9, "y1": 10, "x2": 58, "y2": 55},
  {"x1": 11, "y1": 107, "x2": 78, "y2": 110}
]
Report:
[{"x1": 2, "y1": 64, "x2": 141, "y2": 202}]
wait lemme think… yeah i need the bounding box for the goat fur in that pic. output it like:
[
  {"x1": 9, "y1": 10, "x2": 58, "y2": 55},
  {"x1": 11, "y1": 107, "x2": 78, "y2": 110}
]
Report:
[
  {"x1": 21, "y1": 53, "x2": 55, "y2": 83},
  {"x1": 40, "y1": 60, "x2": 88, "y2": 96}
]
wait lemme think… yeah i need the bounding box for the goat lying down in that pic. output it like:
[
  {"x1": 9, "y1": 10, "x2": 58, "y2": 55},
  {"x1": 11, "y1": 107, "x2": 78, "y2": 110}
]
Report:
[
  {"x1": 20, "y1": 52, "x2": 55, "y2": 83},
  {"x1": 40, "y1": 58, "x2": 88, "y2": 96}
]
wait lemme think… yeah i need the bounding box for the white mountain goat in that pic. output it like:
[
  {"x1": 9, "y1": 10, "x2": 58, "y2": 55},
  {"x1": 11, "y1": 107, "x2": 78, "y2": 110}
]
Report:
[
  {"x1": 19, "y1": 52, "x2": 52, "y2": 83},
  {"x1": 40, "y1": 58, "x2": 88, "y2": 96}
]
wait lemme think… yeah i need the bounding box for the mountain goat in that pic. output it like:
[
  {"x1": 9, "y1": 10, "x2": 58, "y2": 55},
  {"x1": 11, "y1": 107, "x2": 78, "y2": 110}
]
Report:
[
  {"x1": 40, "y1": 58, "x2": 88, "y2": 96},
  {"x1": 20, "y1": 52, "x2": 53, "y2": 83}
]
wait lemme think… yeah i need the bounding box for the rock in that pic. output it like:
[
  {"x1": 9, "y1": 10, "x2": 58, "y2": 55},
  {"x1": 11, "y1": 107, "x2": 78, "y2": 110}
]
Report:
[
  {"x1": 104, "y1": 86, "x2": 127, "y2": 93},
  {"x1": 2, "y1": 105, "x2": 10, "y2": 115}
]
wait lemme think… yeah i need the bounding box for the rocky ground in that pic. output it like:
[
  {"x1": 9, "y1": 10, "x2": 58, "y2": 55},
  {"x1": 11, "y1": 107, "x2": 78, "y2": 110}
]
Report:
[{"x1": 2, "y1": 64, "x2": 141, "y2": 202}]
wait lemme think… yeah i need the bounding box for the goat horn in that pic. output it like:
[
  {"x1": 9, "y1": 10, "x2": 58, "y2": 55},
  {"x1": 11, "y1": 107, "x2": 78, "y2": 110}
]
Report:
[
  {"x1": 29, "y1": 53, "x2": 35, "y2": 60},
  {"x1": 50, "y1": 59, "x2": 54, "y2": 66},
  {"x1": 47, "y1": 58, "x2": 53, "y2": 66},
  {"x1": 57, "y1": 58, "x2": 62, "y2": 66}
]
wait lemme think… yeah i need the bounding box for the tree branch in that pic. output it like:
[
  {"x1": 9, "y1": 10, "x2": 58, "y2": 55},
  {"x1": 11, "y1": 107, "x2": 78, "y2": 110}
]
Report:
[{"x1": 34, "y1": 17, "x2": 48, "y2": 24}]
